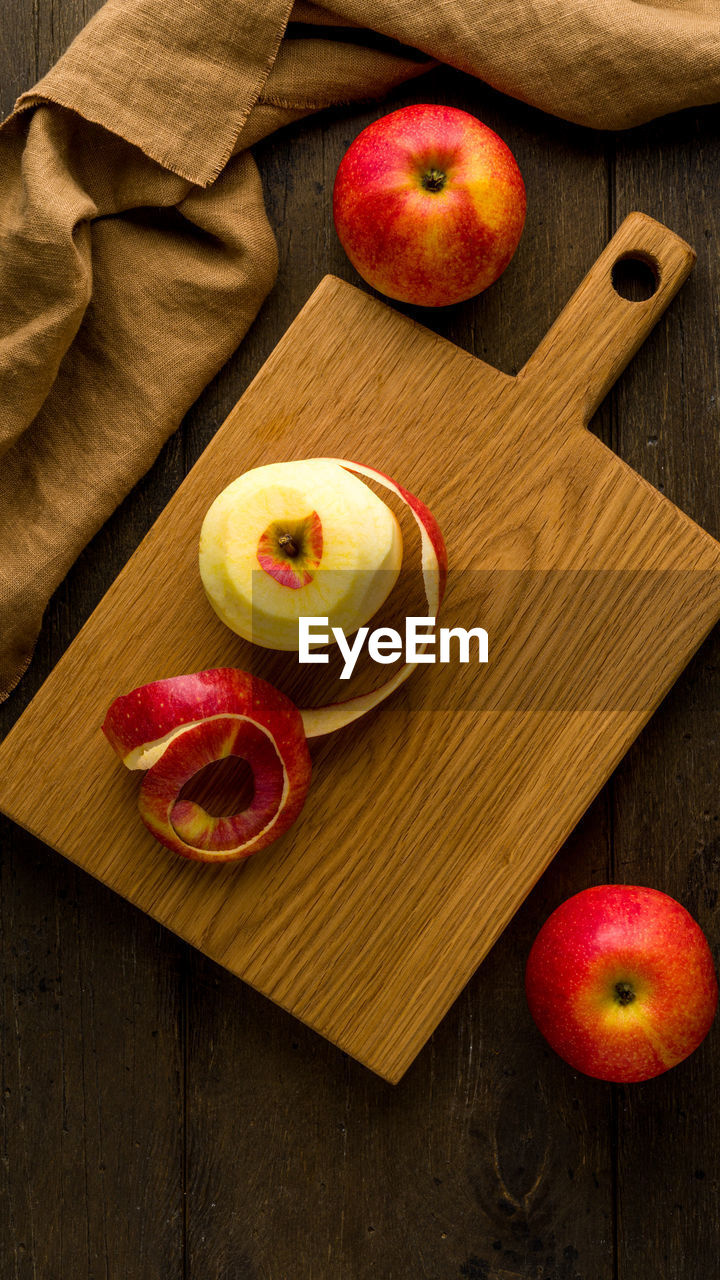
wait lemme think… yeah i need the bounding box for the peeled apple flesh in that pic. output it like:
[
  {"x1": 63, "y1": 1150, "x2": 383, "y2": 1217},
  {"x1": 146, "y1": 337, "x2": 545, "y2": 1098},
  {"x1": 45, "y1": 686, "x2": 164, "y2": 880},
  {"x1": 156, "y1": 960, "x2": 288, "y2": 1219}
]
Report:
[{"x1": 199, "y1": 458, "x2": 403, "y2": 650}]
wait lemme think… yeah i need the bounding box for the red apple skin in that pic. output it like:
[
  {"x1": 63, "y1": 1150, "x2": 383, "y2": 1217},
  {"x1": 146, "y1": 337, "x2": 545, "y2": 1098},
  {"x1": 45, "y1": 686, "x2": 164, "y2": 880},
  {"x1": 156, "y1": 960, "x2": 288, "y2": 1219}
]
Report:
[
  {"x1": 333, "y1": 104, "x2": 526, "y2": 307},
  {"x1": 525, "y1": 886, "x2": 718, "y2": 1083},
  {"x1": 103, "y1": 668, "x2": 304, "y2": 766},
  {"x1": 335, "y1": 459, "x2": 448, "y2": 599}
]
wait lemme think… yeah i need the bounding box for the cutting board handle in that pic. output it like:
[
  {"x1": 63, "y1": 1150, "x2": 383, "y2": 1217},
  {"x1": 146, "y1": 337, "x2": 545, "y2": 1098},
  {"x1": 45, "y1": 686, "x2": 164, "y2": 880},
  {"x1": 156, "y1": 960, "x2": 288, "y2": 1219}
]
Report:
[{"x1": 518, "y1": 212, "x2": 696, "y2": 424}]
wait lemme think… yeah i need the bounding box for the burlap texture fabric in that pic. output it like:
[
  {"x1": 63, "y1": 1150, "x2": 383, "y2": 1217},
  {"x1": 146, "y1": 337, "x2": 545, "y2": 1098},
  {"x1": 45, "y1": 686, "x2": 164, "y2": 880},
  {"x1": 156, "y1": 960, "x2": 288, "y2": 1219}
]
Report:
[{"x1": 2, "y1": 0, "x2": 719, "y2": 698}]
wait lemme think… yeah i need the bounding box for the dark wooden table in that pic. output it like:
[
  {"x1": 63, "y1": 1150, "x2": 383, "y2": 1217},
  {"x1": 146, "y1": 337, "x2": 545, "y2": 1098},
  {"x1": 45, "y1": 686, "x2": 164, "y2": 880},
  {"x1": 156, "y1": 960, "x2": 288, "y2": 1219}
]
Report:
[{"x1": 2, "y1": 6, "x2": 720, "y2": 1279}]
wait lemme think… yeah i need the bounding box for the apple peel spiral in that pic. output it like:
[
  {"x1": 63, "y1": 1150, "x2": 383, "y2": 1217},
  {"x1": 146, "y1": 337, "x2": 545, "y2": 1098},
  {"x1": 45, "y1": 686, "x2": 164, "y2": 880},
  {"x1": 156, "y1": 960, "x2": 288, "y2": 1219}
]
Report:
[
  {"x1": 103, "y1": 669, "x2": 312, "y2": 862},
  {"x1": 299, "y1": 460, "x2": 447, "y2": 737}
]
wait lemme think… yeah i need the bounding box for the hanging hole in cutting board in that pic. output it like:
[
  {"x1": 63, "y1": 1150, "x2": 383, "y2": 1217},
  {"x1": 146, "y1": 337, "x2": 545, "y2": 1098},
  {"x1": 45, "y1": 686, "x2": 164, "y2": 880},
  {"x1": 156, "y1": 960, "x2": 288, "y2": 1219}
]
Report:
[
  {"x1": 178, "y1": 756, "x2": 255, "y2": 817},
  {"x1": 611, "y1": 252, "x2": 659, "y2": 302}
]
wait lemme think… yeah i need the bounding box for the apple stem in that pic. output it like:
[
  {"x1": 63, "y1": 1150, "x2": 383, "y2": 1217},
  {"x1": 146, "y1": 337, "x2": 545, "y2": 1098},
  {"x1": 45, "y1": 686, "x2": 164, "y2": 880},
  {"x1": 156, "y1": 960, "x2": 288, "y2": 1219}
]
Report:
[
  {"x1": 278, "y1": 533, "x2": 299, "y2": 558},
  {"x1": 614, "y1": 981, "x2": 636, "y2": 1006},
  {"x1": 421, "y1": 168, "x2": 446, "y2": 193}
]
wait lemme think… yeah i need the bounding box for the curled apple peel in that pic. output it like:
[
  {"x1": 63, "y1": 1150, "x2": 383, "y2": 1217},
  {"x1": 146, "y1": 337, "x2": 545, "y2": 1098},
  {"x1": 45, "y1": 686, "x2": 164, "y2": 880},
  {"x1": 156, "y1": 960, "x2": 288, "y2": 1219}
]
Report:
[
  {"x1": 299, "y1": 460, "x2": 448, "y2": 738},
  {"x1": 102, "y1": 667, "x2": 306, "y2": 771},
  {"x1": 139, "y1": 715, "x2": 309, "y2": 860},
  {"x1": 104, "y1": 462, "x2": 446, "y2": 861},
  {"x1": 103, "y1": 670, "x2": 311, "y2": 862}
]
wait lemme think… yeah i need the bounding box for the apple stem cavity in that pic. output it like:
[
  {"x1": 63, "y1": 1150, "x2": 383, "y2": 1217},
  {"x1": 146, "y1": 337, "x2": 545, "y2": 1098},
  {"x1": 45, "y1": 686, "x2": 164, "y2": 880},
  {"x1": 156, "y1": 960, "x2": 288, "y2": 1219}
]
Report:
[
  {"x1": 278, "y1": 533, "x2": 299, "y2": 558},
  {"x1": 421, "y1": 168, "x2": 446, "y2": 193},
  {"x1": 614, "y1": 981, "x2": 636, "y2": 1006}
]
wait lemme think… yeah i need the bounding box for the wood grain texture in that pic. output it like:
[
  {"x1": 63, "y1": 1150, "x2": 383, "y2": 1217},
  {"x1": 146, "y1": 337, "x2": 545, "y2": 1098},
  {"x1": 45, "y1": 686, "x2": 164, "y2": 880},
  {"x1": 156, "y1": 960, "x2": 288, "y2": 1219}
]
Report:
[
  {"x1": 1, "y1": 204, "x2": 718, "y2": 1093},
  {"x1": 0, "y1": 822, "x2": 185, "y2": 1279}
]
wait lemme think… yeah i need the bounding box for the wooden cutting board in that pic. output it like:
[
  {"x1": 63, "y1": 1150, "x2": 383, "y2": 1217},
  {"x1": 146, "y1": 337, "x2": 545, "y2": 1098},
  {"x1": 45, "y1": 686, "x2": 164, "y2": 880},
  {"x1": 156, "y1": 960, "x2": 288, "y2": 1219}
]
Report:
[{"x1": 2, "y1": 212, "x2": 720, "y2": 1084}]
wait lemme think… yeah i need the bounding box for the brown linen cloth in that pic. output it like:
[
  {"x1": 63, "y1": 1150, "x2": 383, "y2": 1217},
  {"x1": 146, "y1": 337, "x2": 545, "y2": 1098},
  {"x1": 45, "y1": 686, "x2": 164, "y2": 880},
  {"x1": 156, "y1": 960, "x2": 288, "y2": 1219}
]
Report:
[{"x1": 1, "y1": 0, "x2": 720, "y2": 700}]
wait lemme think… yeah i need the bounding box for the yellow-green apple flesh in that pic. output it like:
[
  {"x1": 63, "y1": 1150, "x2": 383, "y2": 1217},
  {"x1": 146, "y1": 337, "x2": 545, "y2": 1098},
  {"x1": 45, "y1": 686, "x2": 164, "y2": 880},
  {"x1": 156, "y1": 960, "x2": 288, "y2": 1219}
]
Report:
[
  {"x1": 333, "y1": 103, "x2": 526, "y2": 307},
  {"x1": 525, "y1": 885, "x2": 718, "y2": 1083},
  {"x1": 103, "y1": 669, "x2": 311, "y2": 861},
  {"x1": 199, "y1": 458, "x2": 403, "y2": 650}
]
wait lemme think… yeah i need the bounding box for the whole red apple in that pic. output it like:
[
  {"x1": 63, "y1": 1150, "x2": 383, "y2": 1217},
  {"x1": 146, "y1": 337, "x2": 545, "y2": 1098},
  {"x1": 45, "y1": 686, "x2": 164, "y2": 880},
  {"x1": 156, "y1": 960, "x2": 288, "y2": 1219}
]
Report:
[
  {"x1": 332, "y1": 103, "x2": 526, "y2": 307},
  {"x1": 525, "y1": 885, "x2": 717, "y2": 1083}
]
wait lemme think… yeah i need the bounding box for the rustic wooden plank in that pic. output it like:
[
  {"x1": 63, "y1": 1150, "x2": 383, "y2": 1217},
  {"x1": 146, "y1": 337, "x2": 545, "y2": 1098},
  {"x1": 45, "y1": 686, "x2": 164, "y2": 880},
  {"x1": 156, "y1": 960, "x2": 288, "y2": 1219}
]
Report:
[
  {"x1": 186, "y1": 71, "x2": 616, "y2": 1279},
  {"x1": 611, "y1": 103, "x2": 720, "y2": 1280},
  {"x1": 0, "y1": 3, "x2": 186, "y2": 1277},
  {"x1": 0, "y1": 825, "x2": 185, "y2": 1279},
  {"x1": 0, "y1": 0, "x2": 35, "y2": 107}
]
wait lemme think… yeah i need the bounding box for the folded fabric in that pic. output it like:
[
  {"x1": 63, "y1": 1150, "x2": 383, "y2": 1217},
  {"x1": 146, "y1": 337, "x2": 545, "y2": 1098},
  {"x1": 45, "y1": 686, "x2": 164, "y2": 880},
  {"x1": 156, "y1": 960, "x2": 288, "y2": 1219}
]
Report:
[{"x1": 1, "y1": 0, "x2": 719, "y2": 699}]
